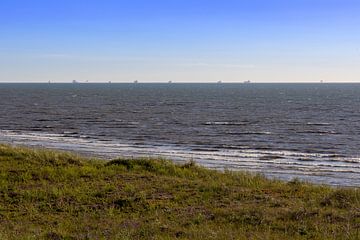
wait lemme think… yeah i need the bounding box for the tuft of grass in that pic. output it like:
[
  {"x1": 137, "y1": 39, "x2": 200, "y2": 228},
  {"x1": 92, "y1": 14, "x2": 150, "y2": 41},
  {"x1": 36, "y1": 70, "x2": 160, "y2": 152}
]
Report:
[{"x1": 0, "y1": 144, "x2": 359, "y2": 239}]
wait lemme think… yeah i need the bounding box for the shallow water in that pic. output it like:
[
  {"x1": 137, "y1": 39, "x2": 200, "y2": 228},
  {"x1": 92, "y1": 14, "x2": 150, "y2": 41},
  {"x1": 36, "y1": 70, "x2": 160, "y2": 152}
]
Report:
[{"x1": 0, "y1": 83, "x2": 359, "y2": 186}]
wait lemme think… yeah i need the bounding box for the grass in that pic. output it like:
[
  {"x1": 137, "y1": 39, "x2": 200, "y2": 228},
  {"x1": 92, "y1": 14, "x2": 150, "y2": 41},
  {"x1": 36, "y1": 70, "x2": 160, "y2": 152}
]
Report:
[{"x1": 0, "y1": 144, "x2": 359, "y2": 239}]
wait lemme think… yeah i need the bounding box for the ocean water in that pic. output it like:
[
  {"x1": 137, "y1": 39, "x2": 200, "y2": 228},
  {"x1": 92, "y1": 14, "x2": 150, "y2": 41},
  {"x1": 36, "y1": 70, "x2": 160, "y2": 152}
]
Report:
[{"x1": 0, "y1": 83, "x2": 359, "y2": 186}]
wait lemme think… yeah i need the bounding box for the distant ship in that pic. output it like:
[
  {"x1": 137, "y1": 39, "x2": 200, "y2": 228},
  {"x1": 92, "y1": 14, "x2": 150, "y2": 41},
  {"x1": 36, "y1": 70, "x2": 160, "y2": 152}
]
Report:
[
  {"x1": 134, "y1": 80, "x2": 138, "y2": 84},
  {"x1": 168, "y1": 81, "x2": 172, "y2": 84},
  {"x1": 217, "y1": 80, "x2": 222, "y2": 84},
  {"x1": 72, "y1": 80, "x2": 78, "y2": 84},
  {"x1": 108, "y1": 81, "x2": 112, "y2": 84},
  {"x1": 244, "y1": 80, "x2": 251, "y2": 84}
]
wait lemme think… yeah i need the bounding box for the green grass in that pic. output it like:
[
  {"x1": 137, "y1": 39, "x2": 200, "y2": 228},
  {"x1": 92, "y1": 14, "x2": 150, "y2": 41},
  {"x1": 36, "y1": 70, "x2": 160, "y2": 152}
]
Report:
[{"x1": 0, "y1": 144, "x2": 359, "y2": 239}]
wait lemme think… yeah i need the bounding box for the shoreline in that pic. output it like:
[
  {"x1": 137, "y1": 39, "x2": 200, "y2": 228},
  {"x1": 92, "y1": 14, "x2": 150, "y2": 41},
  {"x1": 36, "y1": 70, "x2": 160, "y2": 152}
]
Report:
[{"x1": 1, "y1": 131, "x2": 359, "y2": 188}]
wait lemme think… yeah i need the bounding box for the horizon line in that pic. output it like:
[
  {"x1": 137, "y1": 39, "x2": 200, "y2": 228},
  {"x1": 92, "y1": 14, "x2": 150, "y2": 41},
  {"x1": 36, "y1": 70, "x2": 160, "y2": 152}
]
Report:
[{"x1": 1, "y1": 81, "x2": 360, "y2": 84}]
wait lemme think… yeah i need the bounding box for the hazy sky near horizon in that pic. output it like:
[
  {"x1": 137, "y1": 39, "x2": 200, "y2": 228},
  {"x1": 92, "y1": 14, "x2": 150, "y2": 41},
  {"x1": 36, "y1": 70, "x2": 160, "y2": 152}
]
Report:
[{"x1": 0, "y1": 0, "x2": 359, "y2": 82}]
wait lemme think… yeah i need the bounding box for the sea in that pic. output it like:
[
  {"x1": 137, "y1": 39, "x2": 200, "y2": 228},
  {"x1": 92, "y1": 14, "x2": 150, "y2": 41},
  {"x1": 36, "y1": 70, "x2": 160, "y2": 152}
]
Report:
[{"x1": 0, "y1": 83, "x2": 359, "y2": 187}]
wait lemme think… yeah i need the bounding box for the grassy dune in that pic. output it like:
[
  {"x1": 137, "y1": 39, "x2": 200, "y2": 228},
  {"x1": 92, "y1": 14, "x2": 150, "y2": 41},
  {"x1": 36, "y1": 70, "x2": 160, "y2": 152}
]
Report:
[{"x1": 0, "y1": 144, "x2": 359, "y2": 239}]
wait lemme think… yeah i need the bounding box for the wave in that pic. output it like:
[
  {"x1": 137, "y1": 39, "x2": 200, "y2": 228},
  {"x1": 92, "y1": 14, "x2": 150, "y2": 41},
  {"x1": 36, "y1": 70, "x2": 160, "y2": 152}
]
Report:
[
  {"x1": 296, "y1": 130, "x2": 339, "y2": 135},
  {"x1": 288, "y1": 122, "x2": 332, "y2": 126},
  {"x1": 226, "y1": 131, "x2": 273, "y2": 135},
  {"x1": 204, "y1": 121, "x2": 250, "y2": 126},
  {"x1": 306, "y1": 122, "x2": 332, "y2": 126}
]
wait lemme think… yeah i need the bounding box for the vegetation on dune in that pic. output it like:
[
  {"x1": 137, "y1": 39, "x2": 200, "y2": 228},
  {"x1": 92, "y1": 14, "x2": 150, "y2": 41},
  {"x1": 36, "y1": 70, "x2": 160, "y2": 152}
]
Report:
[{"x1": 0, "y1": 144, "x2": 359, "y2": 239}]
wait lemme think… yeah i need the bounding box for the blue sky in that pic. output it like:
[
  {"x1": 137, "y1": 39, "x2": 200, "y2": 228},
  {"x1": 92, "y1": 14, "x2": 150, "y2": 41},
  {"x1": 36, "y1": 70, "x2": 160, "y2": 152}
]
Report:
[{"x1": 0, "y1": 0, "x2": 359, "y2": 82}]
